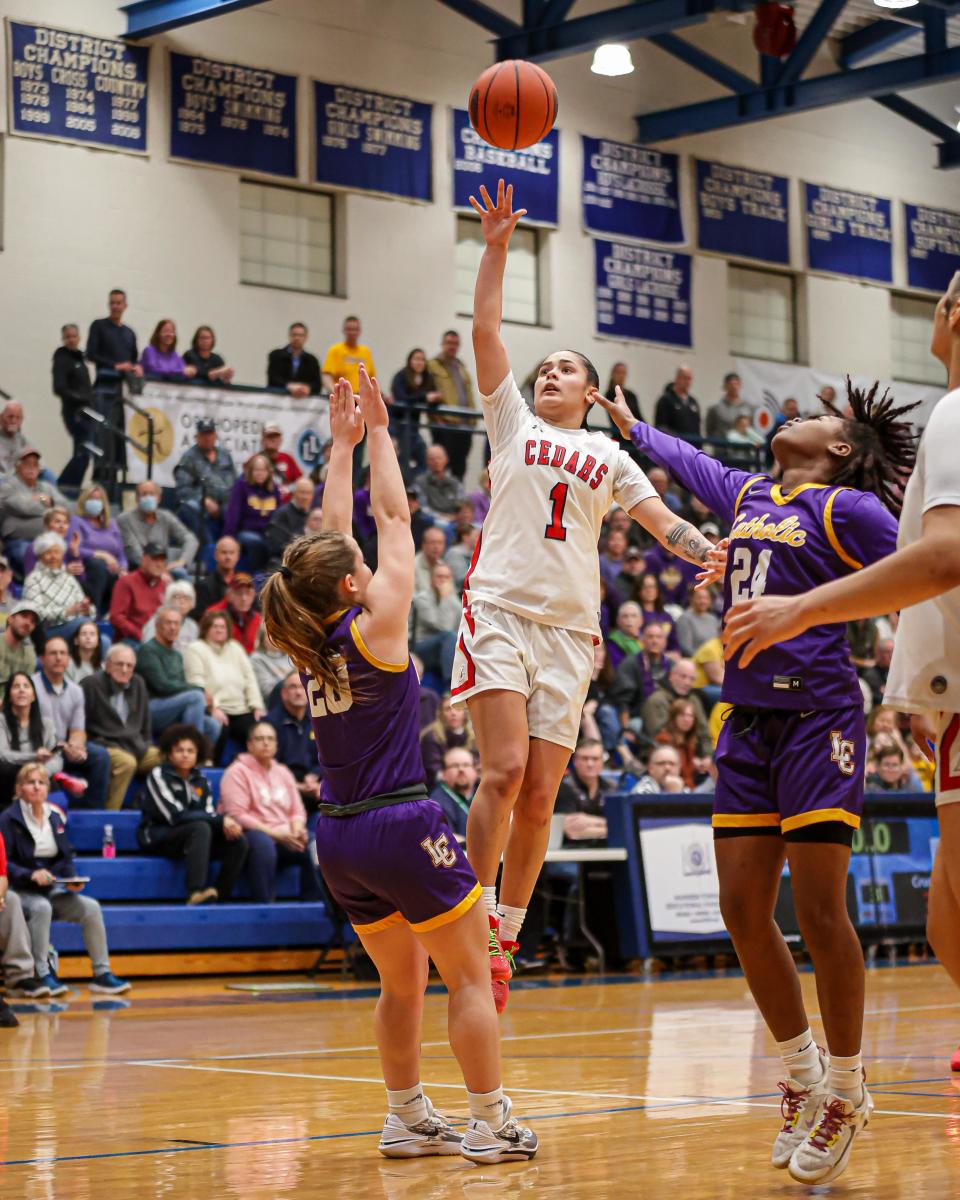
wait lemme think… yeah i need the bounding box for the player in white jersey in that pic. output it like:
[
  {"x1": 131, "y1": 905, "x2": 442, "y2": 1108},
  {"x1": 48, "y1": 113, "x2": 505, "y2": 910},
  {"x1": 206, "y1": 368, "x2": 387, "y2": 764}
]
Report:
[
  {"x1": 725, "y1": 285, "x2": 960, "y2": 1084},
  {"x1": 461, "y1": 181, "x2": 720, "y2": 1010}
]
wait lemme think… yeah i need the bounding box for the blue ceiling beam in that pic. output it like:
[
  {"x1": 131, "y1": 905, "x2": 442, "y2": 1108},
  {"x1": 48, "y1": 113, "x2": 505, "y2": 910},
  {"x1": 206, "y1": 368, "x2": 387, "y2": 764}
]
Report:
[
  {"x1": 923, "y1": 6, "x2": 948, "y2": 52},
  {"x1": 875, "y1": 93, "x2": 960, "y2": 168},
  {"x1": 776, "y1": 0, "x2": 848, "y2": 86},
  {"x1": 122, "y1": 0, "x2": 268, "y2": 38},
  {"x1": 635, "y1": 44, "x2": 960, "y2": 142},
  {"x1": 649, "y1": 32, "x2": 754, "y2": 92},
  {"x1": 837, "y1": 19, "x2": 919, "y2": 68},
  {"x1": 537, "y1": 0, "x2": 579, "y2": 25},
  {"x1": 433, "y1": 0, "x2": 521, "y2": 37}
]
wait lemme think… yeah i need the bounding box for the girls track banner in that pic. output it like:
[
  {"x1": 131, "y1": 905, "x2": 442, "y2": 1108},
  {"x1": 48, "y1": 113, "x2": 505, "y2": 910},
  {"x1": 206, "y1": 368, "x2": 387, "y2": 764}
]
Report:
[
  {"x1": 581, "y1": 136, "x2": 683, "y2": 244},
  {"x1": 6, "y1": 19, "x2": 148, "y2": 154},
  {"x1": 452, "y1": 109, "x2": 559, "y2": 226},
  {"x1": 126, "y1": 383, "x2": 331, "y2": 487},
  {"x1": 803, "y1": 182, "x2": 893, "y2": 284},
  {"x1": 594, "y1": 239, "x2": 692, "y2": 348},
  {"x1": 313, "y1": 82, "x2": 432, "y2": 202},
  {"x1": 169, "y1": 52, "x2": 297, "y2": 177},
  {"x1": 904, "y1": 203, "x2": 960, "y2": 294},
  {"x1": 695, "y1": 159, "x2": 790, "y2": 266}
]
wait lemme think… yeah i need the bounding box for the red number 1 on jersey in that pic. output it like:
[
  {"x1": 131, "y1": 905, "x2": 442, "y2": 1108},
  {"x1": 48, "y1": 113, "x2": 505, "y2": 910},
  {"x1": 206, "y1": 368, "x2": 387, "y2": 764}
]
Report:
[{"x1": 545, "y1": 482, "x2": 568, "y2": 541}]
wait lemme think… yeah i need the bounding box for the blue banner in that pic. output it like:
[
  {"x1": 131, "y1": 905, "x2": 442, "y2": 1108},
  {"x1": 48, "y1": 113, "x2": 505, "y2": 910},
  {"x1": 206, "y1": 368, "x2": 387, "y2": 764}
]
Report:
[
  {"x1": 453, "y1": 109, "x2": 559, "y2": 226},
  {"x1": 803, "y1": 182, "x2": 892, "y2": 284},
  {"x1": 594, "y1": 239, "x2": 692, "y2": 348},
  {"x1": 696, "y1": 159, "x2": 789, "y2": 266},
  {"x1": 6, "y1": 19, "x2": 148, "y2": 154},
  {"x1": 904, "y1": 203, "x2": 960, "y2": 293},
  {"x1": 581, "y1": 136, "x2": 682, "y2": 244},
  {"x1": 313, "y1": 82, "x2": 432, "y2": 202},
  {"x1": 169, "y1": 52, "x2": 296, "y2": 177}
]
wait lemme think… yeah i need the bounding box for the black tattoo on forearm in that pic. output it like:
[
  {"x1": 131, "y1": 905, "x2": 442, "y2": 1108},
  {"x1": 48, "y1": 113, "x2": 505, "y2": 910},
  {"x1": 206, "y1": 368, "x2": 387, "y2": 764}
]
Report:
[{"x1": 666, "y1": 520, "x2": 711, "y2": 564}]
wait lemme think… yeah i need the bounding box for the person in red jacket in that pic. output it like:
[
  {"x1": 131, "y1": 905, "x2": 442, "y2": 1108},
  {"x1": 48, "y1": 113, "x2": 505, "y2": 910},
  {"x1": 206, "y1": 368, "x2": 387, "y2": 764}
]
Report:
[
  {"x1": 108, "y1": 542, "x2": 167, "y2": 643},
  {"x1": 259, "y1": 423, "x2": 301, "y2": 502},
  {"x1": 208, "y1": 573, "x2": 261, "y2": 655}
]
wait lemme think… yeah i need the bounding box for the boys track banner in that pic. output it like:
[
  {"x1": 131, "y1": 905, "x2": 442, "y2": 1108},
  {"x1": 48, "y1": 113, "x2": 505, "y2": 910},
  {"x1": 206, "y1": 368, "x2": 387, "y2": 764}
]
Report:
[
  {"x1": 453, "y1": 109, "x2": 559, "y2": 226},
  {"x1": 6, "y1": 18, "x2": 148, "y2": 154},
  {"x1": 313, "y1": 82, "x2": 432, "y2": 201},
  {"x1": 581, "y1": 136, "x2": 683, "y2": 244},
  {"x1": 594, "y1": 239, "x2": 692, "y2": 348},
  {"x1": 169, "y1": 52, "x2": 297, "y2": 177},
  {"x1": 904, "y1": 203, "x2": 960, "y2": 294},
  {"x1": 803, "y1": 182, "x2": 893, "y2": 284},
  {"x1": 695, "y1": 159, "x2": 790, "y2": 266}
]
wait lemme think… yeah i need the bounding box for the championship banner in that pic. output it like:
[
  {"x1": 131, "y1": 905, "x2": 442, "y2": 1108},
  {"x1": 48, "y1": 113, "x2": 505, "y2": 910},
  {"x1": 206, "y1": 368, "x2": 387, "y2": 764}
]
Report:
[
  {"x1": 594, "y1": 239, "x2": 692, "y2": 348},
  {"x1": 803, "y1": 182, "x2": 892, "y2": 284},
  {"x1": 453, "y1": 109, "x2": 558, "y2": 226},
  {"x1": 695, "y1": 159, "x2": 789, "y2": 266},
  {"x1": 904, "y1": 203, "x2": 960, "y2": 294},
  {"x1": 6, "y1": 19, "x2": 148, "y2": 154},
  {"x1": 313, "y1": 82, "x2": 432, "y2": 202},
  {"x1": 170, "y1": 51, "x2": 296, "y2": 177},
  {"x1": 581, "y1": 136, "x2": 683, "y2": 244},
  {"x1": 127, "y1": 383, "x2": 330, "y2": 487}
]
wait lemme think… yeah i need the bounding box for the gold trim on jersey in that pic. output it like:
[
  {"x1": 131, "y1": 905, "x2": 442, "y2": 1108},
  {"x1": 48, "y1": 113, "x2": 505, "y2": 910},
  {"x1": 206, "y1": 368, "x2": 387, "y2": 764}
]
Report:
[
  {"x1": 780, "y1": 808, "x2": 861, "y2": 833},
  {"x1": 350, "y1": 620, "x2": 408, "y2": 673},
  {"x1": 322, "y1": 608, "x2": 349, "y2": 628},
  {"x1": 353, "y1": 910, "x2": 405, "y2": 934},
  {"x1": 770, "y1": 482, "x2": 830, "y2": 506},
  {"x1": 733, "y1": 475, "x2": 765, "y2": 518},
  {"x1": 712, "y1": 813, "x2": 781, "y2": 828},
  {"x1": 823, "y1": 488, "x2": 864, "y2": 570},
  {"x1": 408, "y1": 883, "x2": 483, "y2": 933}
]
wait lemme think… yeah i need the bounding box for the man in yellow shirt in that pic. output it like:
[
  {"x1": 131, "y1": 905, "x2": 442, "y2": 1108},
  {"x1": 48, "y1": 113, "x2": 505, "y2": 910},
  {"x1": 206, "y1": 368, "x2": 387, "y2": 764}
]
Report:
[{"x1": 322, "y1": 315, "x2": 376, "y2": 393}]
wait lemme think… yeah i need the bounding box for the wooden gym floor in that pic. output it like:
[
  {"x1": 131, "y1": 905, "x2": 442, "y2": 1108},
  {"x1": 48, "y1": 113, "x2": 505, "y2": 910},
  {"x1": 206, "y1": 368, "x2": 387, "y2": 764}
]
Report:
[{"x1": 1, "y1": 962, "x2": 957, "y2": 1198}]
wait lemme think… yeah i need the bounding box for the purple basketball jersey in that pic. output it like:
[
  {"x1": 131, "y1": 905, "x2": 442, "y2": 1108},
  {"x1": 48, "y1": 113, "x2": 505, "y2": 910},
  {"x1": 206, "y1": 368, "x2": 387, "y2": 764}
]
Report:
[{"x1": 302, "y1": 606, "x2": 426, "y2": 809}]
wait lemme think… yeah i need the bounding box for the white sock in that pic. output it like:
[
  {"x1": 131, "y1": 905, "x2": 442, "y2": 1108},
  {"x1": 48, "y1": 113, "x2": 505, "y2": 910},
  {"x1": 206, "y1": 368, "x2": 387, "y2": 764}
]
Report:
[
  {"x1": 777, "y1": 1028, "x2": 823, "y2": 1086},
  {"x1": 386, "y1": 1083, "x2": 429, "y2": 1126},
  {"x1": 497, "y1": 904, "x2": 526, "y2": 945},
  {"x1": 468, "y1": 1085, "x2": 505, "y2": 1129},
  {"x1": 828, "y1": 1053, "x2": 864, "y2": 1102},
  {"x1": 481, "y1": 886, "x2": 498, "y2": 920}
]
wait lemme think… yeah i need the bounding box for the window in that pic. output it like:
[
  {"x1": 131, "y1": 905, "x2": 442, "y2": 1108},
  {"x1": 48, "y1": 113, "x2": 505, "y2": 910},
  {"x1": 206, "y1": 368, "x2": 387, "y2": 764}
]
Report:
[
  {"x1": 891, "y1": 292, "x2": 945, "y2": 386},
  {"x1": 455, "y1": 216, "x2": 542, "y2": 325},
  {"x1": 728, "y1": 265, "x2": 797, "y2": 363},
  {"x1": 240, "y1": 181, "x2": 333, "y2": 295}
]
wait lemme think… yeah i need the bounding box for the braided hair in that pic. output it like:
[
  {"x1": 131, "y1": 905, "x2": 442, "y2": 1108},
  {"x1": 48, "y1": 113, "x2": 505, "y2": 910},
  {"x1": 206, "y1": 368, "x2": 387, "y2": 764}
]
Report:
[{"x1": 822, "y1": 378, "x2": 920, "y2": 517}]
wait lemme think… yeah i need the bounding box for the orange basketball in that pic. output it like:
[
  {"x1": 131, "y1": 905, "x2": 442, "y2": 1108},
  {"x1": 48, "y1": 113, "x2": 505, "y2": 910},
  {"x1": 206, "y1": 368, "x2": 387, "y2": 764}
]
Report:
[{"x1": 469, "y1": 60, "x2": 558, "y2": 151}]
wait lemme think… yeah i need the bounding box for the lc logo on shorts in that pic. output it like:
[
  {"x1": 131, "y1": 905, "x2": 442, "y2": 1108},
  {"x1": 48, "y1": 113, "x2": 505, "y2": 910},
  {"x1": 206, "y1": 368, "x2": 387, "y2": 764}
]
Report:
[{"x1": 421, "y1": 834, "x2": 457, "y2": 868}]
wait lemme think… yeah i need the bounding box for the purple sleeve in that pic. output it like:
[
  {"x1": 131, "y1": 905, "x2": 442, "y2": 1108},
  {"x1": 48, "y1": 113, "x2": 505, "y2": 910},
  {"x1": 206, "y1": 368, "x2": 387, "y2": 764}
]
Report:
[
  {"x1": 108, "y1": 521, "x2": 128, "y2": 571},
  {"x1": 68, "y1": 516, "x2": 94, "y2": 562},
  {"x1": 140, "y1": 345, "x2": 160, "y2": 373},
  {"x1": 630, "y1": 422, "x2": 759, "y2": 525},
  {"x1": 826, "y1": 489, "x2": 898, "y2": 570},
  {"x1": 223, "y1": 480, "x2": 244, "y2": 538}
]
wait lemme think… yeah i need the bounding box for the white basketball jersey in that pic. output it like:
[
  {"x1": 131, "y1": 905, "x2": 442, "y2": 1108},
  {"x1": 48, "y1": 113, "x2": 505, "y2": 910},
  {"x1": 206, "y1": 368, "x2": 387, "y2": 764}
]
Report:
[
  {"x1": 887, "y1": 386, "x2": 960, "y2": 714},
  {"x1": 464, "y1": 372, "x2": 658, "y2": 637}
]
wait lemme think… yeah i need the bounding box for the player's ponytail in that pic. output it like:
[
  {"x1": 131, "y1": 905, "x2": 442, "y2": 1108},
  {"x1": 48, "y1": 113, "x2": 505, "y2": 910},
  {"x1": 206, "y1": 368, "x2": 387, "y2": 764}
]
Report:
[
  {"x1": 824, "y1": 378, "x2": 920, "y2": 516},
  {"x1": 260, "y1": 530, "x2": 358, "y2": 691}
]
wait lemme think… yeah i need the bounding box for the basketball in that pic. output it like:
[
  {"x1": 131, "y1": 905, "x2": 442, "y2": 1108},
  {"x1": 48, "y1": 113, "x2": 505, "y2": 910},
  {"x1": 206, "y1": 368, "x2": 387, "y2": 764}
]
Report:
[{"x1": 469, "y1": 60, "x2": 558, "y2": 150}]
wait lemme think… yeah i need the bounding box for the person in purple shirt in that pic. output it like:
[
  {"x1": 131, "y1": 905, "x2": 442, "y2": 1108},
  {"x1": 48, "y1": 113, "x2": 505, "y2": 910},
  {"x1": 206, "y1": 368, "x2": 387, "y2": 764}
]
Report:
[
  {"x1": 222, "y1": 454, "x2": 280, "y2": 572},
  {"x1": 67, "y1": 486, "x2": 128, "y2": 614},
  {"x1": 140, "y1": 320, "x2": 198, "y2": 381},
  {"x1": 598, "y1": 379, "x2": 919, "y2": 1185},
  {"x1": 260, "y1": 367, "x2": 536, "y2": 1164}
]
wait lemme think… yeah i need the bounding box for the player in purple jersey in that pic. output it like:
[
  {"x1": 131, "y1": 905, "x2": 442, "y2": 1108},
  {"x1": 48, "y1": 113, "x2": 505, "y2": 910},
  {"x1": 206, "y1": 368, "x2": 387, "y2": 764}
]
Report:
[
  {"x1": 599, "y1": 382, "x2": 919, "y2": 1185},
  {"x1": 260, "y1": 369, "x2": 537, "y2": 1165}
]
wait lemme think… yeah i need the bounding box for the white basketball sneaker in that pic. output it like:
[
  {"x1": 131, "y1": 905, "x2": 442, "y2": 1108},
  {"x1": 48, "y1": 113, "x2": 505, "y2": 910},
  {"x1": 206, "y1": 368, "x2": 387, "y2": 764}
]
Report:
[
  {"x1": 788, "y1": 1077, "x2": 873, "y2": 1184},
  {"x1": 461, "y1": 1095, "x2": 538, "y2": 1165},
  {"x1": 378, "y1": 1097, "x2": 463, "y2": 1158},
  {"x1": 770, "y1": 1049, "x2": 830, "y2": 1168}
]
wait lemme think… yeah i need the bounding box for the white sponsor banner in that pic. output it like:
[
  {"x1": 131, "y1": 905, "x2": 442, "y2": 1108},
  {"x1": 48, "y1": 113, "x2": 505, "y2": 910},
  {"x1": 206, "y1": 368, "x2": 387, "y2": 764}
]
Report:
[
  {"x1": 638, "y1": 820, "x2": 725, "y2": 939},
  {"x1": 126, "y1": 382, "x2": 330, "y2": 487}
]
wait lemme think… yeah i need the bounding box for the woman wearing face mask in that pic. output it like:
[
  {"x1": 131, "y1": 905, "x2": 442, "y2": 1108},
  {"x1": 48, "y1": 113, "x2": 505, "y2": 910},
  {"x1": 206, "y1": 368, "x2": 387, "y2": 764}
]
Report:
[
  {"x1": 67, "y1": 486, "x2": 128, "y2": 614},
  {"x1": 117, "y1": 481, "x2": 199, "y2": 579}
]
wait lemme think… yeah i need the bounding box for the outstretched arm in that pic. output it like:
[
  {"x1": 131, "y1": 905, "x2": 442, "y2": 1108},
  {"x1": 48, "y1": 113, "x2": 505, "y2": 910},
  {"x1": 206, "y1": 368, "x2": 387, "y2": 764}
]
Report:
[
  {"x1": 322, "y1": 378, "x2": 364, "y2": 536},
  {"x1": 630, "y1": 497, "x2": 716, "y2": 573},
  {"x1": 470, "y1": 180, "x2": 528, "y2": 395}
]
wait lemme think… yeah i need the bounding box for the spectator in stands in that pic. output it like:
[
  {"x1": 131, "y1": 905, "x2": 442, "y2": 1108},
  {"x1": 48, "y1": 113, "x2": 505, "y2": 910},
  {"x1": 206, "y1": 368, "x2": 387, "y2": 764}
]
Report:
[
  {"x1": 636, "y1": 573, "x2": 680, "y2": 651},
  {"x1": 429, "y1": 746, "x2": 477, "y2": 841},
  {"x1": 109, "y1": 542, "x2": 167, "y2": 644},
  {"x1": 0, "y1": 673, "x2": 64, "y2": 805},
  {"x1": 580, "y1": 642, "x2": 619, "y2": 750},
  {"x1": 0, "y1": 602, "x2": 38, "y2": 690},
  {"x1": 410, "y1": 563, "x2": 459, "y2": 686},
  {"x1": 654, "y1": 365, "x2": 700, "y2": 439},
  {"x1": 118, "y1": 481, "x2": 197, "y2": 576},
  {"x1": 223, "y1": 454, "x2": 280, "y2": 572},
  {"x1": 676, "y1": 584, "x2": 721, "y2": 656},
  {"x1": 264, "y1": 478, "x2": 314, "y2": 570},
  {"x1": 34, "y1": 636, "x2": 110, "y2": 809},
  {"x1": 866, "y1": 742, "x2": 910, "y2": 793},
  {"x1": 728, "y1": 411, "x2": 764, "y2": 448},
  {"x1": 66, "y1": 621, "x2": 102, "y2": 684},
  {"x1": 1, "y1": 449, "x2": 68, "y2": 577},
  {"x1": 23, "y1": 532, "x2": 93, "y2": 640},
  {"x1": 691, "y1": 634, "x2": 724, "y2": 709},
  {"x1": 266, "y1": 673, "x2": 321, "y2": 811},
  {"x1": 82, "y1": 644, "x2": 160, "y2": 809},
  {"x1": 142, "y1": 580, "x2": 198, "y2": 652},
  {"x1": 138, "y1": 724, "x2": 248, "y2": 904},
  {"x1": 420, "y1": 695, "x2": 476, "y2": 790},
  {"x1": 193, "y1": 535, "x2": 240, "y2": 616},
  {"x1": 427, "y1": 330, "x2": 476, "y2": 481},
  {"x1": 612, "y1": 544, "x2": 645, "y2": 602},
  {"x1": 208, "y1": 574, "x2": 261, "y2": 655},
  {"x1": 390, "y1": 348, "x2": 439, "y2": 477},
  {"x1": 642, "y1": 659, "x2": 710, "y2": 747},
  {"x1": 250, "y1": 626, "x2": 292, "y2": 708},
  {"x1": 445, "y1": 521, "x2": 479, "y2": 592},
  {"x1": 599, "y1": 528, "x2": 629, "y2": 593},
  {"x1": 259, "y1": 424, "x2": 303, "y2": 502},
  {"x1": 0, "y1": 761, "x2": 130, "y2": 993},
  {"x1": 184, "y1": 611, "x2": 265, "y2": 758},
  {"x1": 405, "y1": 484, "x2": 434, "y2": 552},
  {"x1": 322, "y1": 315, "x2": 376, "y2": 395},
  {"x1": 646, "y1": 466, "x2": 684, "y2": 516},
  {"x1": 140, "y1": 319, "x2": 196, "y2": 380},
  {"x1": 641, "y1": 540, "x2": 700, "y2": 608},
  {"x1": 601, "y1": 362, "x2": 640, "y2": 445},
  {"x1": 606, "y1": 601, "x2": 643, "y2": 670},
  {"x1": 0, "y1": 402, "x2": 28, "y2": 479},
  {"x1": 862, "y1": 636, "x2": 894, "y2": 704},
  {"x1": 705, "y1": 372, "x2": 754, "y2": 440},
  {"x1": 415, "y1": 445, "x2": 466, "y2": 523},
  {"x1": 608, "y1": 621, "x2": 673, "y2": 745},
  {"x1": 136, "y1": 606, "x2": 221, "y2": 747},
  {"x1": 555, "y1": 739, "x2": 615, "y2": 848},
  {"x1": 0, "y1": 826, "x2": 51, "y2": 1006},
  {"x1": 468, "y1": 465, "x2": 491, "y2": 525},
  {"x1": 818, "y1": 384, "x2": 838, "y2": 410},
  {"x1": 632, "y1": 744, "x2": 685, "y2": 794},
  {"x1": 183, "y1": 325, "x2": 234, "y2": 384},
  {"x1": 0, "y1": 555, "x2": 14, "y2": 629},
  {"x1": 85, "y1": 288, "x2": 141, "y2": 385},
  {"x1": 219, "y1": 722, "x2": 322, "y2": 902},
  {"x1": 52, "y1": 323, "x2": 96, "y2": 489},
  {"x1": 68, "y1": 485, "x2": 127, "y2": 612},
  {"x1": 173, "y1": 418, "x2": 238, "y2": 540},
  {"x1": 413, "y1": 526, "x2": 448, "y2": 595},
  {"x1": 655, "y1": 698, "x2": 712, "y2": 790},
  {"x1": 268, "y1": 322, "x2": 322, "y2": 398},
  {"x1": 23, "y1": 507, "x2": 82, "y2": 580},
  {"x1": 766, "y1": 396, "x2": 800, "y2": 447}
]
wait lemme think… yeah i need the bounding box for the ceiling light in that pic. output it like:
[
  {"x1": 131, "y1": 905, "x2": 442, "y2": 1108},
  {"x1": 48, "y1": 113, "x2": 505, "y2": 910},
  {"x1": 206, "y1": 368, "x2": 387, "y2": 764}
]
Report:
[
  {"x1": 872, "y1": 0, "x2": 919, "y2": 9},
  {"x1": 591, "y1": 44, "x2": 634, "y2": 76}
]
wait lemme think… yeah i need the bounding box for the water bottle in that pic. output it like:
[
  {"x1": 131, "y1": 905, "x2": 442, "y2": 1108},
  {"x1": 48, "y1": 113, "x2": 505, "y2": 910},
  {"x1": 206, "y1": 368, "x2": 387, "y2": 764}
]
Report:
[{"x1": 102, "y1": 823, "x2": 116, "y2": 860}]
